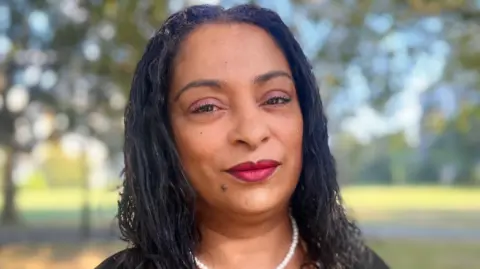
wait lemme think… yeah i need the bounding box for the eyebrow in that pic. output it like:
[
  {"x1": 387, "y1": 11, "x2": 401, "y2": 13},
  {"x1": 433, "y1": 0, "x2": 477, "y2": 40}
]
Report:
[
  {"x1": 173, "y1": 79, "x2": 221, "y2": 101},
  {"x1": 173, "y1": 70, "x2": 292, "y2": 102},
  {"x1": 254, "y1": 70, "x2": 292, "y2": 84}
]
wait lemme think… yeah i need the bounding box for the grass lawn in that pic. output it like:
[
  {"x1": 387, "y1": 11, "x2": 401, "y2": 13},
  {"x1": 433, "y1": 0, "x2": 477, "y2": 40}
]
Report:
[
  {"x1": 2, "y1": 186, "x2": 479, "y2": 211},
  {"x1": 342, "y1": 186, "x2": 480, "y2": 229},
  {"x1": 0, "y1": 186, "x2": 479, "y2": 228},
  {"x1": 342, "y1": 186, "x2": 480, "y2": 211},
  {"x1": 369, "y1": 239, "x2": 480, "y2": 269},
  {"x1": 0, "y1": 188, "x2": 119, "y2": 211},
  {"x1": 0, "y1": 187, "x2": 479, "y2": 268},
  {"x1": 0, "y1": 239, "x2": 478, "y2": 269}
]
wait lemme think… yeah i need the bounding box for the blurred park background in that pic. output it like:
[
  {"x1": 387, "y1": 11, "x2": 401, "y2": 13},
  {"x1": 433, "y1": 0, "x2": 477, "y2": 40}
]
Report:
[{"x1": 0, "y1": 0, "x2": 479, "y2": 268}]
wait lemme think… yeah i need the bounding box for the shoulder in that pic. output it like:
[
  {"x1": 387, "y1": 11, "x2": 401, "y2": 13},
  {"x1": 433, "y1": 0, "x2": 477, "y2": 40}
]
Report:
[
  {"x1": 95, "y1": 248, "x2": 144, "y2": 269},
  {"x1": 361, "y1": 247, "x2": 390, "y2": 269},
  {"x1": 95, "y1": 249, "x2": 126, "y2": 269}
]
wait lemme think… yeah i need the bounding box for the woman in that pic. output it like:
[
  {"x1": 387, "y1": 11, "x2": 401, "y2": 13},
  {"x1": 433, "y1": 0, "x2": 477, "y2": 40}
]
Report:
[{"x1": 97, "y1": 4, "x2": 389, "y2": 269}]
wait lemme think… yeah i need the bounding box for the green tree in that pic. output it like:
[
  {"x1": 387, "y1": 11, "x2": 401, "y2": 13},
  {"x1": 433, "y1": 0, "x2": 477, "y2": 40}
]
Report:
[
  {"x1": 286, "y1": 0, "x2": 480, "y2": 184},
  {"x1": 0, "y1": 0, "x2": 169, "y2": 225}
]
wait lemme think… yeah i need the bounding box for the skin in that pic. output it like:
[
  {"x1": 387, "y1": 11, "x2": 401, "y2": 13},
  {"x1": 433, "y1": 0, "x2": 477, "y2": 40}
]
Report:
[{"x1": 169, "y1": 23, "x2": 304, "y2": 269}]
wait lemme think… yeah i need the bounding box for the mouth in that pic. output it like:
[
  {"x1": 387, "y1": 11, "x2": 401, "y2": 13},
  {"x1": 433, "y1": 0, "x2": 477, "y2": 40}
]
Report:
[{"x1": 226, "y1": 159, "x2": 281, "y2": 183}]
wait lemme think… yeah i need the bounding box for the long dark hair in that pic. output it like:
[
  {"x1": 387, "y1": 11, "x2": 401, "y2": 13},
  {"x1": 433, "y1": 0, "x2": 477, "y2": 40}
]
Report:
[{"x1": 118, "y1": 4, "x2": 366, "y2": 269}]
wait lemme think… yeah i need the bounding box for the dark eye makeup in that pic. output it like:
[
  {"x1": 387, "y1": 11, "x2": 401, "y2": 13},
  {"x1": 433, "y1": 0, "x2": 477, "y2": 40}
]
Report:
[{"x1": 188, "y1": 90, "x2": 292, "y2": 115}]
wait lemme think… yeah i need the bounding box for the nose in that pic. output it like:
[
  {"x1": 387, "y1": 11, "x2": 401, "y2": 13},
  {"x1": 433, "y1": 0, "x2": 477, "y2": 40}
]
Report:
[{"x1": 227, "y1": 106, "x2": 270, "y2": 150}]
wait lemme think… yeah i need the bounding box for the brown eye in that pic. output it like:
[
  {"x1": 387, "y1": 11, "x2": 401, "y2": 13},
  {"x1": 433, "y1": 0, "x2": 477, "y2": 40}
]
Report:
[
  {"x1": 189, "y1": 98, "x2": 223, "y2": 114},
  {"x1": 263, "y1": 96, "x2": 291, "y2": 106},
  {"x1": 192, "y1": 104, "x2": 219, "y2": 114}
]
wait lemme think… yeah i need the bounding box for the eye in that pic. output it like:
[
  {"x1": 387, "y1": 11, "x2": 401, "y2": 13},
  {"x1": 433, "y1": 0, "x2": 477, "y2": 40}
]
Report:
[
  {"x1": 189, "y1": 99, "x2": 222, "y2": 114},
  {"x1": 192, "y1": 103, "x2": 219, "y2": 114},
  {"x1": 263, "y1": 96, "x2": 292, "y2": 106}
]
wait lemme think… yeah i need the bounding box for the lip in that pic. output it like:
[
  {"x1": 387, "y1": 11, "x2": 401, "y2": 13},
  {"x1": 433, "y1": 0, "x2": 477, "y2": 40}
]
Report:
[{"x1": 226, "y1": 159, "x2": 281, "y2": 183}]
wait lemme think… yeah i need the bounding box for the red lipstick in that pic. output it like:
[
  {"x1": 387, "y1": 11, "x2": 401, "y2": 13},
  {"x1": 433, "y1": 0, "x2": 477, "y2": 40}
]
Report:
[{"x1": 226, "y1": 160, "x2": 280, "y2": 182}]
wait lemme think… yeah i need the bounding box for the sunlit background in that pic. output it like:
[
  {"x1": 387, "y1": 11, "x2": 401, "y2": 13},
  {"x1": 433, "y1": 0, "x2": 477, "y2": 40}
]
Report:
[{"x1": 0, "y1": 0, "x2": 479, "y2": 268}]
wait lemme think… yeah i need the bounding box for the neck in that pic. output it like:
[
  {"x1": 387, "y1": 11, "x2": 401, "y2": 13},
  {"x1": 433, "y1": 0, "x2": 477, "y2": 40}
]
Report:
[{"x1": 195, "y1": 208, "x2": 303, "y2": 269}]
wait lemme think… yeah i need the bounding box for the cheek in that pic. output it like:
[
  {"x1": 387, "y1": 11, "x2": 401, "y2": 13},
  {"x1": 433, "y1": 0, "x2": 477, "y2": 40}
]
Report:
[
  {"x1": 172, "y1": 122, "x2": 225, "y2": 174},
  {"x1": 278, "y1": 107, "x2": 303, "y2": 151},
  {"x1": 174, "y1": 130, "x2": 208, "y2": 164},
  {"x1": 279, "y1": 108, "x2": 304, "y2": 172},
  {"x1": 172, "y1": 125, "x2": 227, "y2": 199},
  {"x1": 291, "y1": 117, "x2": 303, "y2": 147}
]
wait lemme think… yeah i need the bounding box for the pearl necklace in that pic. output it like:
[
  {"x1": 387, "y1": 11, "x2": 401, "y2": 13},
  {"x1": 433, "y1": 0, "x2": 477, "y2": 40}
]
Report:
[{"x1": 194, "y1": 215, "x2": 299, "y2": 269}]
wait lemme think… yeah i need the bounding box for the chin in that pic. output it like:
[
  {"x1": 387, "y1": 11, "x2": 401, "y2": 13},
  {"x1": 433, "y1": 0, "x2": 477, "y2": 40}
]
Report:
[{"x1": 227, "y1": 189, "x2": 291, "y2": 217}]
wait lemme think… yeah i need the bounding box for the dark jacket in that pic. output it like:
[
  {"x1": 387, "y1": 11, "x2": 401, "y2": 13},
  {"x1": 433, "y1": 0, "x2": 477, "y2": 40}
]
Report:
[{"x1": 95, "y1": 247, "x2": 389, "y2": 269}]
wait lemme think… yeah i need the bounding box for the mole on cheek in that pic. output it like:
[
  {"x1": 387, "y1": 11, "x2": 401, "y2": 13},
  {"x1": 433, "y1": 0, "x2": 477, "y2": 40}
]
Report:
[{"x1": 221, "y1": 184, "x2": 228, "y2": 192}]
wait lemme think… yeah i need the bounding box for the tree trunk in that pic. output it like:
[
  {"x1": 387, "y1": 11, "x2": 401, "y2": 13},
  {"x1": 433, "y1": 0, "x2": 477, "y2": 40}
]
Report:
[
  {"x1": 79, "y1": 144, "x2": 91, "y2": 238},
  {"x1": 1, "y1": 146, "x2": 20, "y2": 225}
]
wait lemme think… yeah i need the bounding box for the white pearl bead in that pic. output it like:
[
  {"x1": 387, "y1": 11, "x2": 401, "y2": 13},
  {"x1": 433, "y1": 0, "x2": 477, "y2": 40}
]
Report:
[{"x1": 194, "y1": 215, "x2": 299, "y2": 269}]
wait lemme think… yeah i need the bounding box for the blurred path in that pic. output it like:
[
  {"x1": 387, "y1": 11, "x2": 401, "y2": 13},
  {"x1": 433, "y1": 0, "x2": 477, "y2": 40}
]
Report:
[
  {"x1": 0, "y1": 227, "x2": 118, "y2": 245},
  {"x1": 1, "y1": 224, "x2": 480, "y2": 244},
  {"x1": 360, "y1": 224, "x2": 480, "y2": 242}
]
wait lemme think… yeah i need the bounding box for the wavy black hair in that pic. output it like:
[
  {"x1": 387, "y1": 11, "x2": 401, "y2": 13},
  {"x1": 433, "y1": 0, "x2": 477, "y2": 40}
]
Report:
[{"x1": 117, "y1": 4, "x2": 367, "y2": 269}]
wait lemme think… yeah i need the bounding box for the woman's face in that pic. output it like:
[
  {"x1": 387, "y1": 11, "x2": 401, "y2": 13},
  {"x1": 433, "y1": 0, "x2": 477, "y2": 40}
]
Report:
[{"x1": 169, "y1": 23, "x2": 303, "y2": 216}]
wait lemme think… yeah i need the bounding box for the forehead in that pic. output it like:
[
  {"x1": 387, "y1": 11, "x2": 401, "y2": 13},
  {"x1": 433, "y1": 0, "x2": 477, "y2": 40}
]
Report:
[{"x1": 173, "y1": 23, "x2": 291, "y2": 85}]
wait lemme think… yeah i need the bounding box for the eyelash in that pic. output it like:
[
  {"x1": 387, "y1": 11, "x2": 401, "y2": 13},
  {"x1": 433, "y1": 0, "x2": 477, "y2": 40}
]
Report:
[
  {"x1": 191, "y1": 103, "x2": 218, "y2": 114},
  {"x1": 262, "y1": 96, "x2": 292, "y2": 106},
  {"x1": 190, "y1": 95, "x2": 291, "y2": 114}
]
